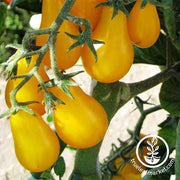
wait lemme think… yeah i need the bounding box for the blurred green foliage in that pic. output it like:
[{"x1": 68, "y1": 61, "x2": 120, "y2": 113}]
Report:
[{"x1": 0, "y1": 0, "x2": 42, "y2": 64}]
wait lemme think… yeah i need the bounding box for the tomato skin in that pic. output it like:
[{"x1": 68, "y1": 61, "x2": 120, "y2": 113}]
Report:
[
  {"x1": 127, "y1": 0, "x2": 160, "y2": 48},
  {"x1": 70, "y1": 0, "x2": 104, "y2": 31},
  {"x1": 51, "y1": 82, "x2": 108, "y2": 149},
  {"x1": 10, "y1": 110, "x2": 60, "y2": 172},
  {"x1": 82, "y1": 7, "x2": 134, "y2": 83},
  {"x1": 5, "y1": 55, "x2": 48, "y2": 115},
  {"x1": 36, "y1": 0, "x2": 82, "y2": 70}
]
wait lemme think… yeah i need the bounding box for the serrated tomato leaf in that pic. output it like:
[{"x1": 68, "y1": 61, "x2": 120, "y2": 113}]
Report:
[
  {"x1": 134, "y1": 33, "x2": 180, "y2": 65},
  {"x1": 159, "y1": 78, "x2": 180, "y2": 116},
  {"x1": 158, "y1": 116, "x2": 178, "y2": 149}
]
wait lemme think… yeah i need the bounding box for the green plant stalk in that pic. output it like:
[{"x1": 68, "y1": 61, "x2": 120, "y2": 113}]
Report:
[
  {"x1": 49, "y1": 35, "x2": 63, "y2": 80},
  {"x1": 134, "y1": 105, "x2": 162, "y2": 136},
  {"x1": 10, "y1": 75, "x2": 31, "y2": 107},
  {"x1": 70, "y1": 61, "x2": 180, "y2": 180},
  {"x1": 69, "y1": 144, "x2": 102, "y2": 180}
]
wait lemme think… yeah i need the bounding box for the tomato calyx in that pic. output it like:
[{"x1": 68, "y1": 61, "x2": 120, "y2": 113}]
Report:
[
  {"x1": 96, "y1": 0, "x2": 130, "y2": 18},
  {"x1": 42, "y1": 71, "x2": 84, "y2": 113},
  {"x1": 65, "y1": 14, "x2": 104, "y2": 61}
]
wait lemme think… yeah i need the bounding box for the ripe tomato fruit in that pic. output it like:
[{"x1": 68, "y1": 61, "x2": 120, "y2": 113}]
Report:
[
  {"x1": 36, "y1": 0, "x2": 82, "y2": 70},
  {"x1": 70, "y1": 0, "x2": 104, "y2": 31},
  {"x1": 127, "y1": 0, "x2": 160, "y2": 48},
  {"x1": 82, "y1": 7, "x2": 134, "y2": 83},
  {"x1": 5, "y1": 55, "x2": 49, "y2": 115},
  {"x1": 4, "y1": 0, "x2": 12, "y2": 4},
  {"x1": 10, "y1": 110, "x2": 60, "y2": 172},
  {"x1": 51, "y1": 82, "x2": 108, "y2": 149}
]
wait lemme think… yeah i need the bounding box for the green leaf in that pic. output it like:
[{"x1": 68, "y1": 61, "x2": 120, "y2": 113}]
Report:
[
  {"x1": 158, "y1": 116, "x2": 178, "y2": 148},
  {"x1": 133, "y1": 43, "x2": 164, "y2": 65},
  {"x1": 161, "y1": 0, "x2": 177, "y2": 41},
  {"x1": 10, "y1": 0, "x2": 42, "y2": 13},
  {"x1": 54, "y1": 156, "x2": 66, "y2": 178},
  {"x1": 92, "y1": 82, "x2": 130, "y2": 120},
  {"x1": 134, "y1": 33, "x2": 180, "y2": 65},
  {"x1": 159, "y1": 78, "x2": 180, "y2": 116},
  {"x1": 0, "y1": 2, "x2": 7, "y2": 37},
  {"x1": 175, "y1": 120, "x2": 180, "y2": 179}
]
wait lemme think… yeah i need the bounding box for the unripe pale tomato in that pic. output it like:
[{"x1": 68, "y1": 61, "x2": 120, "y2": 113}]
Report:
[
  {"x1": 82, "y1": 7, "x2": 134, "y2": 83},
  {"x1": 70, "y1": 0, "x2": 104, "y2": 31},
  {"x1": 36, "y1": 0, "x2": 82, "y2": 70},
  {"x1": 5, "y1": 55, "x2": 49, "y2": 115},
  {"x1": 51, "y1": 82, "x2": 108, "y2": 149},
  {"x1": 127, "y1": 0, "x2": 160, "y2": 48},
  {"x1": 10, "y1": 110, "x2": 60, "y2": 172}
]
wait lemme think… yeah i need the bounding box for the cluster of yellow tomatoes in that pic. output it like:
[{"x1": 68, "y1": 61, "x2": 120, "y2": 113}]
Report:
[
  {"x1": 36, "y1": 0, "x2": 160, "y2": 83},
  {"x1": 112, "y1": 134, "x2": 148, "y2": 180},
  {"x1": 5, "y1": 0, "x2": 160, "y2": 173}
]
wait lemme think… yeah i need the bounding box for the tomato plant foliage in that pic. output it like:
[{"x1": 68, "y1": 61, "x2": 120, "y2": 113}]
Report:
[{"x1": 0, "y1": 0, "x2": 180, "y2": 180}]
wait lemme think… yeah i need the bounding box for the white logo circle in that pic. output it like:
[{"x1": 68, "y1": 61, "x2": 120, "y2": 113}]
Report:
[{"x1": 136, "y1": 135, "x2": 169, "y2": 168}]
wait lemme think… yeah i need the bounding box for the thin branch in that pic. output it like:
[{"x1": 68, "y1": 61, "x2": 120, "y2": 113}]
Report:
[
  {"x1": 134, "y1": 105, "x2": 162, "y2": 136},
  {"x1": 128, "y1": 61, "x2": 180, "y2": 97},
  {"x1": 48, "y1": 35, "x2": 63, "y2": 80}
]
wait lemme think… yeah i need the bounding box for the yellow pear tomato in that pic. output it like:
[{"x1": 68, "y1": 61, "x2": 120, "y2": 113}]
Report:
[
  {"x1": 36, "y1": 0, "x2": 82, "y2": 70},
  {"x1": 51, "y1": 81, "x2": 108, "y2": 149},
  {"x1": 70, "y1": 0, "x2": 104, "y2": 31},
  {"x1": 5, "y1": 55, "x2": 48, "y2": 115},
  {"x1": 82, "y1": 7, "x2": 134, "y2": 83},
  {"x1": 10, "y1": 110, "x2": 60, "y2": 172},
  {"x1": 127, "y1": 0, "x2": 160, "y2": 48}
]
